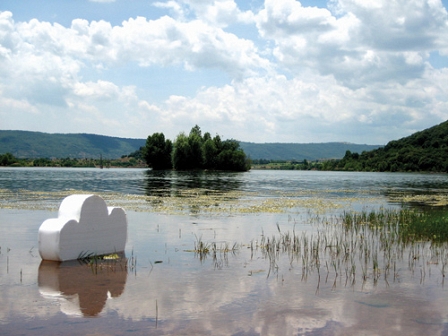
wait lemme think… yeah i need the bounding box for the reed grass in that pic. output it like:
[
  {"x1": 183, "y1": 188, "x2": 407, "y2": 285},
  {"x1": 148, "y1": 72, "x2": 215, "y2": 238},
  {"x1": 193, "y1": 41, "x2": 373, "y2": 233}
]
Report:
[
  {"x1": 190, "y1": 235, "x2": 240, "y2": 268},
  {"x1": 72, "y1": 206, "x2": 448, "y2": 288},
  {"x1": 257, "y1": 207, "x2": 448, "y2": 286},
  {"x1": 77, "y1": 251, "x2": 131, "y2": 274}
]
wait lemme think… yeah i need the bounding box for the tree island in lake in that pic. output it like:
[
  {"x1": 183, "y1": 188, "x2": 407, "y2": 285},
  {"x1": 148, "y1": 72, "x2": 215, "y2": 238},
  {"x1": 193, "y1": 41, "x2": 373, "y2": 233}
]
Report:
[{"x1": 142, "y1": 125, "x2": 251, "y2": 171}]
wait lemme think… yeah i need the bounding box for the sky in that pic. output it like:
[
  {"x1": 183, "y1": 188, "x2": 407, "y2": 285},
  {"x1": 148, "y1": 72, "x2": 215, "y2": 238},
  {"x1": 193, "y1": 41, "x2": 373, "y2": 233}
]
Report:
[{"x1": 0, "y1": 0, "x2": 447, "y2": 145}]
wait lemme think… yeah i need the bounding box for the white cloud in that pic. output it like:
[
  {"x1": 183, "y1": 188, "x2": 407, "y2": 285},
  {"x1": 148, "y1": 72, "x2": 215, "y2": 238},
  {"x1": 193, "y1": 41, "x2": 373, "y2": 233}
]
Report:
[
  {"x1": 186, "y1": 0, "x2": 255, "y2": 26},
  {"x1": 1, "y1": 10, "x2": 269, "y2": 82},
  {"x1": 155, "y1": 0, "x2": 256, "y2": 27},
  {"x1": 73, "y1": 80, "x2": 121, "y2": 100},
  {"x1": 132, "y1": 63, "x2": 448, "y2": 144},
  {"x1": 0, "y1": 9, "x2": 269, "y2": 136},
  {"x1": 0, "y1": 0, "x2": 447, "y2": 144},
  {"x1": 336, "y1": 0, "x2": 447, "y2": 51},
  {"x1": 67, "y1": 15, "x2": 269, "y2": 77},
  {"x1": 154, "y1": 1, "x2": 187, "y2": 20},
  {"x1": 257, "y1": 0, "x2": 335, "y2": 39},
  {"x1": 256, "y1": 0, "x2": 448, "y2": 88}
]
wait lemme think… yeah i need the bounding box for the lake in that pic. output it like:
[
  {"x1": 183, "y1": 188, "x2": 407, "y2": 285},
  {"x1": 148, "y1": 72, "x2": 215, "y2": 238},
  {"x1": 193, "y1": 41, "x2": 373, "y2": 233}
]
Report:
[{"x1": 1, "y1": 168, "x2": 448, "y2": 335}]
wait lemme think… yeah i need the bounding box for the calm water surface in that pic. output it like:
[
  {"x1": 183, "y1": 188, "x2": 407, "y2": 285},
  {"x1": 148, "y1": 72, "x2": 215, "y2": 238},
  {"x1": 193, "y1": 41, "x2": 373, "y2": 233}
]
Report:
[
  {"x1": 1, "y1": 168, "x2": 448, "y2": 335},
  {"x1": 2, "y1": 167, "x2": 448, "y2": 195}
]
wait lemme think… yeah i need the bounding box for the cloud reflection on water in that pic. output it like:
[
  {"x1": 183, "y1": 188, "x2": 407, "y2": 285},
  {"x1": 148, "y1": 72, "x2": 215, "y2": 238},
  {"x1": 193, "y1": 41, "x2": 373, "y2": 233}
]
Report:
[{"x1": 1, "y1": 209, "x2": 448, "y2": 335}]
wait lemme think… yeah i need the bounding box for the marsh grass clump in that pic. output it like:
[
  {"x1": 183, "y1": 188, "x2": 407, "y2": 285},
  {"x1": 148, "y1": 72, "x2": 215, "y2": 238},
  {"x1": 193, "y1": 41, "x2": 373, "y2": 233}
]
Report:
[
  {"x1": 194, "y1": 235, "x2": 210, "y2": 261},
  {"x1": 257, "y1": 207, "x2": 448, "y2": 287},
  {"x1": 400, "y1": 209, "x2": 448, "y2": 243},
  {"x1": 342, "y1": 207, "x2": 448, "y2": 243},
  {"x1": 77, "y1": 251, "x2": 129, "y2": 274},
  {"x1": 78, "y1": 251, "x2": 121, "y2": 263},
  {"x1": 191, "y1": 235, "x2": 239, "y2": 264}
]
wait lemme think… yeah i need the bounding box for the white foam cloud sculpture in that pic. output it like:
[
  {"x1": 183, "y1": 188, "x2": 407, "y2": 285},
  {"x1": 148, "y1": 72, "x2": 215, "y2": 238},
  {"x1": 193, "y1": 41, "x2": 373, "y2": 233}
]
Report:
[{"x1": 38, "y1": 194, "x2": 127, "y2": 261}]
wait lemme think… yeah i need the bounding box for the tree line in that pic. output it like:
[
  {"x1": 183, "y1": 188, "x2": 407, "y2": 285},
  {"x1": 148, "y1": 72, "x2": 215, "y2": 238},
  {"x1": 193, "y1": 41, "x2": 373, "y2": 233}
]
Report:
[
  {"x1": 0, "y1": 153, "x2": 145, "y2": 168},
  {"x1": 4, "y1": 120, "x2": 446, "y2": 172},
  {"x1": 251, "y1": 159, "x2": 324, "y2": 170},
  {"x1": 143, "y1": 125, "x2": 251, "y2": 171}
]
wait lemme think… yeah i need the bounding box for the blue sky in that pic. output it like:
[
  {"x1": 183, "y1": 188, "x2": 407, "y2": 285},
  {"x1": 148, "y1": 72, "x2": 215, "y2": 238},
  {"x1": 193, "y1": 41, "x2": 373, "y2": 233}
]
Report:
[{"x1": 0, "y1": 0, "x2": 447, "y2": 144}]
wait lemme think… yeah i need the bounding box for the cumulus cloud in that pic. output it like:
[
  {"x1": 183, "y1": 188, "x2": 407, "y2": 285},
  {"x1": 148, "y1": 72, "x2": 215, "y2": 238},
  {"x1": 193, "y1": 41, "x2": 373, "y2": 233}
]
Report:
[
  {"x1": 333, "y1": 0, "x2": 448, "y2": 53},
  {"x1": 73, "y1": 80, "x2": 122, "y2": 100},
  {"x1": 137, "y1": 65, "x2": 448, "y2": 144},
  {"x1": 256, "y1": 0, "x2": 448, "y2": 88},
  {"x1": 0, "y1": 10, "x2": 268, "y2": 100},
  {"x1": 0, "y1": 9, "x2": 270, "y2": 136},
  {"x1": 155, "y1": 0, "x2": 255, "y2": 27},
  {"x1": 0, "y1": 0, "x2": 447, "y2": 144},
  {"x1": 181, "y1": 0, "x2": 255, "y2": 26},
  {"x1": 32, "y1": 14, "x2": 267, "y2": 76}
]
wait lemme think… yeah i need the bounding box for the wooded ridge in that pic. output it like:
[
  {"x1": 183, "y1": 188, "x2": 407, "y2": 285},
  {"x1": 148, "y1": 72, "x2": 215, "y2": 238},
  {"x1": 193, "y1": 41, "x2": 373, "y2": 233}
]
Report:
[
  {"x1": 0, "y1": 131, "x2": 143, "y2": 160},
  {"x1": 0, "y1": 130, "x2": 381, "y2": 161},
  {"x1": 323, "y1": 120, "x2": 448, "y2": 172}
]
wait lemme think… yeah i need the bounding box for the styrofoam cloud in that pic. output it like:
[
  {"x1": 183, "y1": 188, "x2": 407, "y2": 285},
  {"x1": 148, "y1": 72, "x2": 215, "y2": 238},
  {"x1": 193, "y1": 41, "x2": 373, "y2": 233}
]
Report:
[{"x1": 38, "y1": 194, "x2": 127, "y2": 261}]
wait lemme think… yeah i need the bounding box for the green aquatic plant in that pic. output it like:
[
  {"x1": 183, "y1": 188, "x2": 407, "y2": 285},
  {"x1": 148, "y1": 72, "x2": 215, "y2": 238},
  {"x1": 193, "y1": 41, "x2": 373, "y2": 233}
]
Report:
[
  {"x1": 254, "y1": 207, "x2": 448, "y2": 287},
  {"x1": 77, "y1": 251, "x2": 121, "y2": 262},
  {"x1": 401, "y1": 210, "x2": 448, "y2": 243},
  {"x1": 193, "y1": 235, "x2": 210, "y2": 254},
  {"x1": 76, "y1": 251, "x2": 130, "y2": 274},
  {"x1": 190, "y1": 235, "x2": 240, "y2": 264},
  {"x1": 342, "y1": 207, "x2": 448, "y2": 244}
]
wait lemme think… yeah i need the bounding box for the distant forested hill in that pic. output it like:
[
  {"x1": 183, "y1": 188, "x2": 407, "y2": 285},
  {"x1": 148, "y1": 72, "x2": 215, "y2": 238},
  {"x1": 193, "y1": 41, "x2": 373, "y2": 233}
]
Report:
[
  {"x1": 324, "y1": 120, "x2": 448, "y2": 172},
  {"x1": 239, "y1": 142, "x2": 381, "y2": 161},
  {"x1": 0, "y1": 130, "x2": 381, "y2": 161},
  {"x1": 0, "y1": 131, "x2": 145, "y2": 159}
]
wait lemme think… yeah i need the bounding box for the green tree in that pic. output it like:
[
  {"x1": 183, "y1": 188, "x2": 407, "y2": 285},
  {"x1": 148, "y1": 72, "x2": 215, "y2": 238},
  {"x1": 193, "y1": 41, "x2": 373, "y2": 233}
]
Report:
[
  {"x1": 33, "y1": 158, "x2": 51, "y2": 167},
  {"x1": 0, "y1": 153, "x2": 16, "y2": 166},
  {"x1": 172, "y1": 132, "x2": 192, "y2": 170},
  {"x1": 189, "y1": 125, "x2": 202, "y2": 138},
  {"x1": 143, "y1": 133, "x2": 173, "y2": 170},
  {"x1": 215, "y1": 139, "x2": 251, "y2": 171},
  {"x1": 170, "y1": 126, "x2": 251, "y2": 171},
  {"x1": 303, "y1": 159, "x2": 309, "y2": 169},
  {"x1": 202, "y1": 138, "x2": 217, "y2": 169},
  {"x1": 213, "y1": 134, "x2": 222, "y2": 152},
  {"x1": 188, "y1": 125, "x2": 204, "y2": 168},
  {"x1": 203, "y1": 132, "x2": 212, "y2": 142},
  {"x1": 216, "y1": 148, "x2": 250, "y2": 171}
]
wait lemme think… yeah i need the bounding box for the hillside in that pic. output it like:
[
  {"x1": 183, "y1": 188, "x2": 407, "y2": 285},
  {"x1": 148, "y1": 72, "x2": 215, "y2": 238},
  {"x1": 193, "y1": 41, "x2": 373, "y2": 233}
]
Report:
[
  {"x1": 0, "y1": 130, "x2": 381, "y2": 161},
  {"x1": 0, "y1": 131, "x2": 145, "y2": 159},
  {"x1": 239, "y1": 142, "x2": 381, "y2": 161},
  {"x1": 325, "y1": 120, "x2": 448, "y2": 172}
]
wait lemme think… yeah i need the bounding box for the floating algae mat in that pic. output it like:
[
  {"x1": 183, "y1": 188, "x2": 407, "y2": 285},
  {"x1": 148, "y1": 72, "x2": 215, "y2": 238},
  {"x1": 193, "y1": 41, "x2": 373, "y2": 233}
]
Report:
[
  {"x1": 3, "y1": 187, "x2": 447, "y2": 215},
  {"x1": 0, "y1": 187, "x2": 382, "y2": 215},
  {"x1": 389, "y1": 193, "x2": 448, "y2": 207}
]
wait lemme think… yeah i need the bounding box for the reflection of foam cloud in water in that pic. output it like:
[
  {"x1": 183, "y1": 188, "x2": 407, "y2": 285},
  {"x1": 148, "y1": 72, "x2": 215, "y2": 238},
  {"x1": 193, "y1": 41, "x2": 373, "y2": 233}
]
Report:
[{"x1": 38, "y1": 258, "x2": 127, "y2": 317}]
